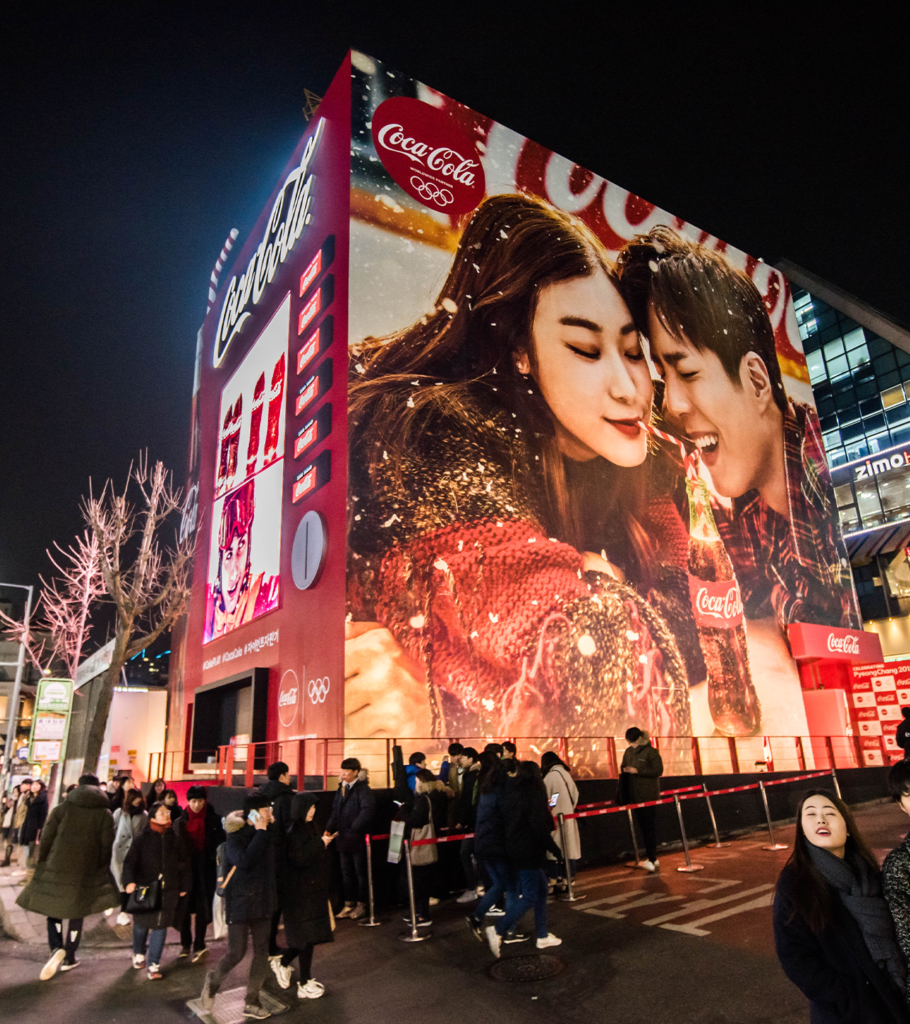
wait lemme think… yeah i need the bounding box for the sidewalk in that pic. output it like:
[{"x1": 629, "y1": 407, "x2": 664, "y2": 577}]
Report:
[{"x1": 0, "y1": 864, "x2": 130, "y2": 946}]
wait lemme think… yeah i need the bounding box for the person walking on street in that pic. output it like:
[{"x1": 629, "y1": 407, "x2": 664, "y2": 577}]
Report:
[
  {"x1": 19, "y1": 779, "x2": 48, "y2": 883},
  {"x1": 122, "y1": 801, "x2": 192, "y2": 980},
  {"x1": 11, "y1": 779, "x2": 33, "y2": 874},
  {"x1": 258, "y1": 762, "x2": 296, "y2": 970},
  {"x1": 620, "y1": 727, "x2": 663, "y2": 872},
  {"x1": 17, "y1": 774, "x2": 120, "y2": 980},
  {"x1": 111, "y1": 789, "x2": 147, "y2": 924},
  {"x1": 324, "y1": 758, "x2": 375, "y2": 921},
  {"x1": 541, "y1": 752, "x2": 581, "y2": 892},
  {"x1": 270, "y1": 793, "x2": 334, "y2": 999},
  {"x1": 1, "y1": 788, "x2": 17, "y2": 866},
  {"x1": 174, "y1": 785, "x2": 224, "y2": 961},
  {"x1": 200, "y1": 796, "x2": 277, "y2": 1020}
]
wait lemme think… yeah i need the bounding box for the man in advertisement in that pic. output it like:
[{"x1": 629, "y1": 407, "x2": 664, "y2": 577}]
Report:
[
  {"x1": 617, "y1": 226, "x2": 859, "y2": 635},
  {"x1": 204, "y1": 480, "x2": 279, "y2": 643}
]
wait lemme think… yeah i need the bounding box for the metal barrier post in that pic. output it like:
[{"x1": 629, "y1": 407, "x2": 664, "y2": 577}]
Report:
[
  {"x1": 825, "y1": 735, "x2": 836, "y2": 771},
  {"x1": 830, "y1": 766, "x2": 842, "y2": 801},
  {"x1": 557, "y1": 813, "x2": 585, "y2": 902},
  {"x1": 759, "y1": 780, "x2": 788, "y2": 851},
  {"x1": 702, "y1": 784, "x2": 729, "y2": 848},
  {"x1": 674, "y1": 795, "x2": 704, "y2": 872},
  {"x1": 399, "y1": 841, "x2": 430, "y2": 943},
  {"x1": 358, "y1": 834, "x2": 381, "y2": 928},
  {"x1": 626, "y1": 807, "x2": 642, "y2": 864}
]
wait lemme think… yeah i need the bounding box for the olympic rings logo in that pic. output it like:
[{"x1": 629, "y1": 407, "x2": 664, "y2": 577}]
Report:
[
  {"x1": 308, "y1": 676, "x2": 331, "y2": 704},
  {"x1": 410, "y1": 175, "x2": 454, "y2": 206}
]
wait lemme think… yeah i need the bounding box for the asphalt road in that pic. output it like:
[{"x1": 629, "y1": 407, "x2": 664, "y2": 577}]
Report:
[{"x1": 1, "y1": 800, "x2": 906, "y2": 1024}]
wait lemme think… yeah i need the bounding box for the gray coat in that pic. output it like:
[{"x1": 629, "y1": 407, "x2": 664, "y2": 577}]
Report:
[
  {"x1": 17, "y1": 784, "x2": 120, "y2": 919},
  {"x1": 111, "y1": 807, "x2": 148, "y2": 889},
  {"x1": 544, "y1": 764, "x2": 581, "y2": 861}
]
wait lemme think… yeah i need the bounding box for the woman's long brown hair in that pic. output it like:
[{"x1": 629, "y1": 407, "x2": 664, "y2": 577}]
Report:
[{"x1": 349, "y1": 192, "x2": 653, "y2": 571}]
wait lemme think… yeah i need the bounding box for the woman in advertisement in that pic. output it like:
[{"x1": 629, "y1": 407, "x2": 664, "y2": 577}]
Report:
[{"x1": 348, "y1": 192, "x2": 696, "y2": 740}]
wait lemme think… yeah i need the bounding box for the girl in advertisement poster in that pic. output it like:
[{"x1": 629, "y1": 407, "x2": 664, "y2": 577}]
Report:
[{"x1": 348, "y1": 193, "x2": 700, "y2": 740}]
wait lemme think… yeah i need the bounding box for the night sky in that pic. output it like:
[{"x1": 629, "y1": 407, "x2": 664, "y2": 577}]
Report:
[{"x1": 2, "y1": 5, "x2": 908, "y2": 592}]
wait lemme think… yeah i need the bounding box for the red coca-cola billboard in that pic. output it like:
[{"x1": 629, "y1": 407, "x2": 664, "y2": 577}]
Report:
[{"x1": 788, "y1": 623, "x2": 882, "y2": 664}]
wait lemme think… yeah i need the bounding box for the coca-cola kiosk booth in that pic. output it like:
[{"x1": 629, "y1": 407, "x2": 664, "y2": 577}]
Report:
[{"x1": 787, "y1": 623, "x2": 898, "y2": 766}]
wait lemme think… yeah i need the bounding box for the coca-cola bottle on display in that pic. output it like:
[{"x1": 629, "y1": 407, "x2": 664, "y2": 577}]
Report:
[
  {"x1": 217, "y1": 406, "x2": 232, "y2": 495},
  {"x1": 263, "y1": 353, "x2": 285, "y2": 466},
  {"x1": 246, "y1": 372, "x2": 265, "y2": 476},
  {"x1": 225, "y1": 395, "x2": 242, "y2": 489},
  {"x1": 686, "y1": 476, "x2": 761, "y2": 736}
]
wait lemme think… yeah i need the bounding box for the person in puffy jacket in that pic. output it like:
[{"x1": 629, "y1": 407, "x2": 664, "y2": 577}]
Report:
[
  {"x1": 324, "y1": 759, "x2": 375, "y2": 921},
  {"x1": 200, "y1": 795, "x2": 276, "y2": 1021}
]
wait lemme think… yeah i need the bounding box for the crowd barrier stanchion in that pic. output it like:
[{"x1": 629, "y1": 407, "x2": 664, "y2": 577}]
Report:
[
  {"x1": 702, "y1": 783, "x2": 730, "y2": 848},
  {"x1": 358, "y1": 834, "x2": 381, "y2": 928},
  {"x1": 399, "y1": 840, "x2": 430, "y2": 943},
  {"x1": 759, "y1": 780, "x2": 788, "y2": 851},
  {"x1": 831, "y1": 766, "x2": 842, "y2": 800},
  {"x1": 626, "y1": 807, "x2": 642, "y2": 864},
  {"x1": 557, "y1": 813, "x2": 585, "y2": 902},
  {"x1": 674, "y1": 794, "x2": 704, "y2": 872}
]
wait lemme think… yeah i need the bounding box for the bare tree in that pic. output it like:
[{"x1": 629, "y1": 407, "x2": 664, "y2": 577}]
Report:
[
  {"x1": 0, "y1": 530, "x2": 104, "y2": 678},
  {"x1": 81, "y1": 455, "x2": 193, "y2": 774}
]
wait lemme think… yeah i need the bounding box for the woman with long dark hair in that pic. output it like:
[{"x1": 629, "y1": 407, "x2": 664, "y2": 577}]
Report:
[
  {"x1": 348, "y1": 192, "x2": 694, "y2": 741},
  {"x1": 540, "y1": 751, "x2": 580, "y2": 892},
  {"x1": 111, "y1": 789, "x2": 147, "y2": 925},
  {"x1": 773, "y1": 789, "x2": 909, "y2": 1023}
]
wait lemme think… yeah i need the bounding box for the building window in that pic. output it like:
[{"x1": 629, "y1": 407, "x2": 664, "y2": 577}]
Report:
[{"x1": 883, "y1": 384, "x2": 907, "y2": 409}]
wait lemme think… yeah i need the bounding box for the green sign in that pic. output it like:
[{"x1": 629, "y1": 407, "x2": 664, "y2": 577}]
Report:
[{"x1": 28, "y1": 678, "x2": 74, "y2": 764}]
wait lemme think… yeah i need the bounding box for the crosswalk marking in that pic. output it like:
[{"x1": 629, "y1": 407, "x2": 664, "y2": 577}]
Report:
[{"x1": 659, "y1": 892, "x2": 774, "y2": 936}]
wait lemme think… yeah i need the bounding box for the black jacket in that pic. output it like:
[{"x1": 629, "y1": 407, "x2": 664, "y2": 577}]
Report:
[
  {"x1": 20, "y1": 790, "x2": 48, "y2": 845},
  {"x1": 619, "y1": 741, "x2": 663, "y2": 804},
  {"x1": 122, "y1": 826, "x2": 193, "y2": 931},
  {"x1": 455, "y1": 767, "x2": 480, "y2": 831},
  {"x1": 325, "y1": 775, "x2": 376, "y2": 852},
  {"x1": 281, "y1": 822, "x2": 333, "y2": 949},
  {"x1": 174, "y1": 804, "x2": 225, "y2": 920},
  {"x1": 774, "y1": 863, "x2": 910, "y2": 1024},
  {"x1": 474, "y1": 780, "x2": 508, "y2": 863},
  {"x1": 223, "y1": 818, "x2": 276, "y2": 924},
  {"x1": 897, "y1": 719, "x2": 910, "y2": 754},
  {"x1": 502, "y1": 779, "x2": 561, "y2": 871},
  {"x1": 259, "y1": 779, "x2": 296, "y2": 848}
]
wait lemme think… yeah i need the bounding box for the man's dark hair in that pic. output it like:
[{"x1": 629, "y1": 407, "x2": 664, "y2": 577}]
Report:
[
  {"x1": 625, "y1": 727, "x2": 642, "y2": 743},
  {"x1": 415, "y1": 768, "x2": 436, "y2": 785},
  {"x1": 409, "y1": 751, "x2": 426, "y2": 766},
  {"x1": 461, "y1": 747, "x2": 479, "y2": 763},
  {"x1": 484, "y1": 743, "x2": 504, "y2": 758},
  {"x1": 340, "y1": 757, "x2": 361, "y2": 771},
  {"x1": 149, "y1": 800, "x2": 167, "y2": 818},
  {"x1": 448, "y1": 742, "x2": 464, "y2": 756},
  {"x1": 78, "y1": 774, "x2": 100, "y2": 787},
  {"x1": 267, "y1": 761, "x2": 289, "y2": 781},
  {"x1": 889, "y1": 759, "x2": 910, "y2": 801},
  {"x1": 902, "y1": 707, "x2": 910, "y2": 720},
  {"x1": 616, "y1": 225, "x2": 787, "y2": 414},
  {"x1": 187, "y1": 785, "x2": 208, "y2": 801},
  {"x1": 243, "y1": 794, "x2": 272, "y2": 816},
  {"x1": 502, "y1": 741, "x2": 517, "y2": 755}
]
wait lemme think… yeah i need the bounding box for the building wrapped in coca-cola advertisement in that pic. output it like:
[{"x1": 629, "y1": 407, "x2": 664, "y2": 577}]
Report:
[{"x1": 169, "y1": 50, "x2": 878, "y2": 781}]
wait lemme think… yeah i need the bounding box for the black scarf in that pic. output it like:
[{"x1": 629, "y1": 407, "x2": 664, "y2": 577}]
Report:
[{"x1": 808, "y1": 843, "x2": 906, "y2": 993}]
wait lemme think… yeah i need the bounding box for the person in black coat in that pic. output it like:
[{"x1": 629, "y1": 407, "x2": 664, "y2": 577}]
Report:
[
  {"x1": 173, "y1": 785, "x2": 225, "y2": 961},
  {"x1": 20, "y1": 781, "x2": 49, "y2": 879},
  {"x1": 773, "y1": 789, "x2": 910, "y2": 1024},
  {"x1": 122, "y1": 801, "x2": 192, "y2": 980},
  {"x1": 200, "y1": 795, "x2": 276, "y2": 1020},
  {"x1": 269, "y1": 793, "x2": 334, "y2": 1000},
  {"x1": 401, "y1": 770, "x2": 448, "y2": 926},
  {"x1": 324, "y1": 758, "x2": 376, "y2": 920},
  {"x1": 258, "y1": 761, "x2": 296, "y2": 962}
]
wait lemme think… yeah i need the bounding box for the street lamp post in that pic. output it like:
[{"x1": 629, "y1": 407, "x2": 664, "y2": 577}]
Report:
[{"x1": 0, "y1": 583, "x2": 34, "y2": 789}]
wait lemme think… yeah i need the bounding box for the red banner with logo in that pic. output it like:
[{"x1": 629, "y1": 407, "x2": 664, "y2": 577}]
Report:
[{"x1": 788, "y1": 622, "x2": 882, "y2": 663}]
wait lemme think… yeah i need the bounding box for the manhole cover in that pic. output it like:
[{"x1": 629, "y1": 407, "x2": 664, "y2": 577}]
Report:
[{"x1": 489, "y1": 954, "x2": 565, "y2": 983}]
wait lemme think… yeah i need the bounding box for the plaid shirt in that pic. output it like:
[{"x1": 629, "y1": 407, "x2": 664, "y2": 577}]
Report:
[{"x1": 716, "y1": 401, "x2": 860, "y2": 632}]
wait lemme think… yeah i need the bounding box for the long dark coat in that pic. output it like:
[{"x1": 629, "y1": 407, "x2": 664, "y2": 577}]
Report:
[
  {"x1": 281, "y1": 822, "x2": 333, "y2": 948},
  {"x1": 774, "y1": 863, "x2": 910, "y2": 1024},
  {"x1": 174, "y1": 804, "x2": 225, "y2": 922},
  {"x1": 20, "y1": 790, "x2": 49, "y2": 845},
  {"x1": 122, "y1": 826, "x2": 192, "y2": 930},
  {"x1": 502, "y1": 779, "x2": 562, "y2": 871},
  {"x1": 223, "y1": 820, "x2": 277, "y2": 924},
  {"x1": 16, "y1": 784, "x2": 119, "y2": 919}
]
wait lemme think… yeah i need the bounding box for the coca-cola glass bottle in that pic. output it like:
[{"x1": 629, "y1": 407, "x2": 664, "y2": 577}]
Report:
[
  {"x1": 217, "y1": 405, "x2": 232, "y2": 495},
  {"x1": 226, "y1": 394, "x2": 242, "y2": 489},
  {"x1": 246, "y1": 372, "x2": 265, "y2": 477},
  {"x1": 263, "y1": 353, "x2": 286, "y2": 466},
  {"x1": 686, "y1": 476, "x2": 761, "y2": 736}
]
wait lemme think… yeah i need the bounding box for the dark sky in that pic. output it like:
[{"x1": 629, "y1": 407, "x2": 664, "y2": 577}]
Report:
[{"x1": 2, "y1": 4, "x2": 908, "y2": 590}]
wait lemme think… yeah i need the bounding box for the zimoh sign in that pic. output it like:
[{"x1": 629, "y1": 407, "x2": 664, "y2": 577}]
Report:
[{"x1": 214, "y1": 119, "x2": 325, "y2": 368}]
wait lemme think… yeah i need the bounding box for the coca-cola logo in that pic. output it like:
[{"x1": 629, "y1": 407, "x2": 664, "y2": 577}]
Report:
[
  {"x1": 688, "y1": 576, "x2": 743, "y2": 629},
  {"x1": 372, "y1": 97, "x2": 485, "y2": 216},
  {"x1": 277, "y1": 669, "x2": 299, "y2": 728},
  {"x1": 827, "y1": 633, "x2": 860, "y2": 655}
]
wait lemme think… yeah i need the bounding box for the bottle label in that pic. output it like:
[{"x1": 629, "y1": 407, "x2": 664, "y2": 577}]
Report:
[{"x1": 688, "y1": 576, "x2": 743, "y2": 629}]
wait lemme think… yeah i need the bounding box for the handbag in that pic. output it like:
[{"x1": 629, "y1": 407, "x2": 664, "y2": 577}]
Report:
[
  {"x1": 126, "y1": 874, "x2": 162, "y2": 913},
  {"x1": 409, "y1": 796, "x2": 438, "y2": 867}
]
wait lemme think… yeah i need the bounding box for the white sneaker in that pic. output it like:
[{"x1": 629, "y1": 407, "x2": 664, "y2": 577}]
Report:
[
  {"x1": 103, "y1": 908, "x2": 114, "y2": 917},
  {"x1": 487, "y1": 906, "x2": 506, "y2": 916},
  {"x1": 456, "y1": 890, "x2": 477, "y2": 904},
  {"x1": 536, "y1": 933, "x2": 562, "y2": 949},
  {"x1": 270, "y1": 958, "x2": 293, "y2": 990},
  {"x1": 116, "y1": 911, "x2": 131, "y2": 926},
  {"x1": 132, "y1": 953, "x2": 145, "y2": 969},
  {"x1": 639, "y1": 860, "x2": 657, "y2": 873},
  {"x1": 40, "y1": 948, "x2": 66, "y2": 981},
  {"x1": 297, "y1": 978, "x2": 325, "y2": 999},
  {"x1": 484, "y1": 924, "x2": 501, "y2": 959}
]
